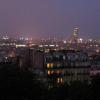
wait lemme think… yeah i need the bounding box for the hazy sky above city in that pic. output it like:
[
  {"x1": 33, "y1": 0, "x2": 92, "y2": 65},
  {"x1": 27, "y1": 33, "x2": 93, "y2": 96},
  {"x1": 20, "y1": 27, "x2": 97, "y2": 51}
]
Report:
[{"x1": 0, "y1": 0, "x2": 100, "y2": 39}]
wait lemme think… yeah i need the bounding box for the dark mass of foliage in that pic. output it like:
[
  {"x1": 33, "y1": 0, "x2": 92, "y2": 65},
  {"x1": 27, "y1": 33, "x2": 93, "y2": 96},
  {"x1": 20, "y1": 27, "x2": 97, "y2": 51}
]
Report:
[{"x1": 0, "y1": 63, "x2": 100, "y2": 100}]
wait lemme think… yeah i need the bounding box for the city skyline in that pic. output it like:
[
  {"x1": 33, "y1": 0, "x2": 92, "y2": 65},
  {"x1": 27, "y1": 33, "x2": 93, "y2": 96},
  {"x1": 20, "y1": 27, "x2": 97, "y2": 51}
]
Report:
[{"x1": 0, "y1": 0, "x2": 100, "y2": 39}]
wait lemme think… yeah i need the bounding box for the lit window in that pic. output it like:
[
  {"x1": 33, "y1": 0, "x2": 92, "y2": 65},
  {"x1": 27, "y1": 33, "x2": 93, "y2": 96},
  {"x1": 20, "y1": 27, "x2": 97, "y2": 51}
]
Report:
[
  {"x1": 48, "y1": 71, "x2": 51, "y2": 75},
  {"x1": 47, "y1": 63, "x2": 54, "y2": 68},
  {"x1": 51, "y1": 70, "x2": 54, "y2": 74},
  {"x1": 61, "y1": 78, "x2": 63, "y2": 83},
  {"x1": 51, "y1": 63, "x2": 53, "y2": 68},
  {"x1": 57, "y1": 78, "x2": 60, "y2": 83},
  {"x1": 57, "y1": 78, "x2": 63, "y2": 83},
  {"x1": 47, "y1": 63, "x2": 50, "y2": 68}
]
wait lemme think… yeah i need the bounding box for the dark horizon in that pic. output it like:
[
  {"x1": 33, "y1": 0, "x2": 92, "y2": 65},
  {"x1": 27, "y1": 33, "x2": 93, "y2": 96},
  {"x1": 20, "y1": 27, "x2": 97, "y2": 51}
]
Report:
[{"x1": 0, "y1": 0, "x2": 100, "y2": 39}]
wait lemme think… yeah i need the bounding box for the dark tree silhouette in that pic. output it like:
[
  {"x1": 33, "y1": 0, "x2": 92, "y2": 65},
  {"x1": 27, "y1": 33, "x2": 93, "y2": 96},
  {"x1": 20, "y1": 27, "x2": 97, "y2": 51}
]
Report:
[
  {"x1": 90, "y1": 74, "x2": 100, "y2": 100},
  {"x1": 0, "y1": 64, "x2": 46, "y2": 100}
]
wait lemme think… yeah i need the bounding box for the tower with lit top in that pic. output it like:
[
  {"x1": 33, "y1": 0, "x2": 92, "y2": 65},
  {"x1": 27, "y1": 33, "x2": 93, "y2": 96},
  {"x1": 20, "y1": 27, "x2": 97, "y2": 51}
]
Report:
[
  {"x1": 72, "y1": 27, "x2": 79, "y2": 43},
  {"x1": 68, "y1": 28, "x2": 80, "y2": 50}
]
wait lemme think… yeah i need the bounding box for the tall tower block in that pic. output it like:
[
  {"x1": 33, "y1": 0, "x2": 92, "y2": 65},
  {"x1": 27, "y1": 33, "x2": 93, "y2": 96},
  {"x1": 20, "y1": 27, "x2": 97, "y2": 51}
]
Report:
[
  {"x1": 73, "y1": 27, "x2": 79, "y2": 43},
  {"x1": 68, "y1": 28, "x2": 80, "y2": 50}
]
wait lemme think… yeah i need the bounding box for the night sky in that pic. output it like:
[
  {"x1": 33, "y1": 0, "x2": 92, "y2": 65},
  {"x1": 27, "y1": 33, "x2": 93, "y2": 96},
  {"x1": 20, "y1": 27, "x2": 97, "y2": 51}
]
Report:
[{"x1": 0, "y1": 0, "x2": 100, "y2": 39}]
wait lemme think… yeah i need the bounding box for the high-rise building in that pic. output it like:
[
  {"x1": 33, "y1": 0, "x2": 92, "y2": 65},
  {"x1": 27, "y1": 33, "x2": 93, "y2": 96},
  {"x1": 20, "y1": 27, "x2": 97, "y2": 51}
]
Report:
[
  {"x1": 71, "y1": 27, "x2": 79, "y2": 43},
  {"x1": 68, "y1": 28, "x2": 80, "y2": 50}
]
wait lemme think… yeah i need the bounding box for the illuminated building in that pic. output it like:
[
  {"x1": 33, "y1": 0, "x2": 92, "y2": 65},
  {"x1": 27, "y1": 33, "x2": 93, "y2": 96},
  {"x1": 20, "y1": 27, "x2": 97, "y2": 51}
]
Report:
[
  {"x1": 45, "y1": 52, "x2": 66, "y2": 87},
  {"x1": 68, "y1": 28, "x2": 80, "y2": 50},
  {"x1": 90, "y1": 54, "x2": 100, "y2": 76},
  {"x1": 69, "y1": 28, "x2": 79, "y2": 43},
  {"x1": 44, "y1": 50, "x2": 91, "y2": 87}
]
